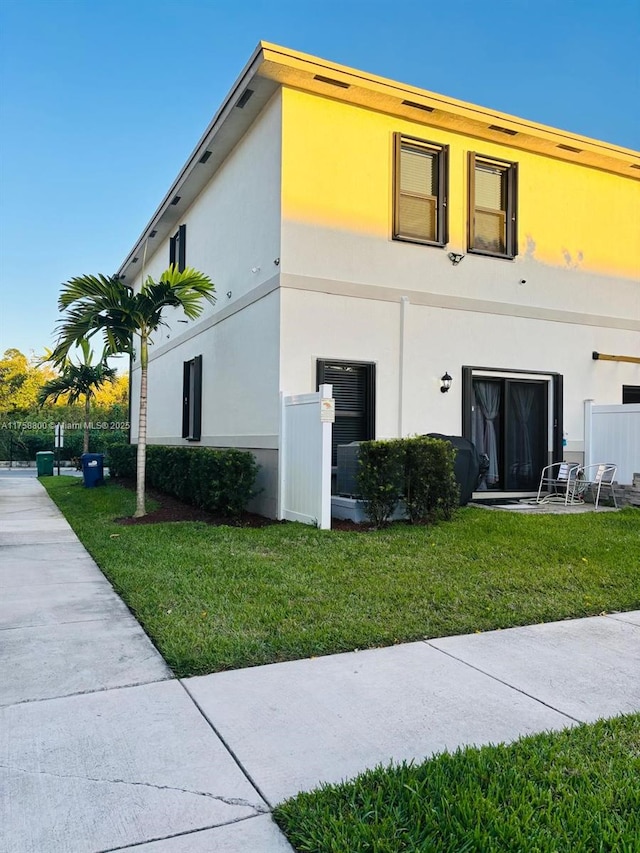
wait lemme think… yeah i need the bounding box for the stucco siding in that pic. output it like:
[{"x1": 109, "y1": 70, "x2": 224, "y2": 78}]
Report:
[
  {"x1": 280, "y1": 88, "x2": 640, "y2": 325},
  {"x1": 280, "y1": 285, "x2": 640, "y2": 458}
]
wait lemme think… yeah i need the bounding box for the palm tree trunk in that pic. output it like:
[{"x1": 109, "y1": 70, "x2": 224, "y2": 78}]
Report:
[
  {"x1": 84, "y1": 394, "x2": 90, "y2": 453},
  {"x1": 134, "y1": 332, "x2": 148, "y2": 517}
]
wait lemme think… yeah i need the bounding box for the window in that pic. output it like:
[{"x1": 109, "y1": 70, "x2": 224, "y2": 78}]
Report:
[
  {"x1": 393, "y1": 135, "x2": 448, "y2": 246},
  {"x1": 182, "y1": 355, "x2": 202, "y2": 440},
  {"x1": 468, "y1": 153, "x2": 518, "y2": 258},
  {"x1": 317, "y1": 360, "x2": 375, "y2": 465},
  {"x1": 170, "y1": 224, "x2": 186, "y2": 272}
]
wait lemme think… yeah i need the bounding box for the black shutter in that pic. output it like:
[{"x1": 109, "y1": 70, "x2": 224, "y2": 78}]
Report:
[
  {"x1": 507, "y1": 162, "x2": 518, "y2": 258},
  {"x1": 623, "y1": 385, "x2": 640, "y2": 404},
  {"x1": 178, "y1": 224, "x2": 186, "y2": 272},
  {"x1": 192, "y1": 355, "x2": 202, "y2": 440},
  {"x1": 181, "y1": 361, "x2": 190, "y2": 438},
  {"x1": 317, "y1": 360, "x2": 375, "y2": 465},
  {"x1": 170, "y1": 234, "x2": 177, "y2": 268}
]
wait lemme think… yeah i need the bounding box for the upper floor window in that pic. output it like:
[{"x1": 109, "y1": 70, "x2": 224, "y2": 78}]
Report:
[
  {"x1": 393, "y1": 135, "x2": 448, "y2": 246},
  {"x1": 468, "y1": 154, "x2": 518, "y2": 258},
  {"x1": 170, "y1": 224, "x2": 186, "y2": 272}
]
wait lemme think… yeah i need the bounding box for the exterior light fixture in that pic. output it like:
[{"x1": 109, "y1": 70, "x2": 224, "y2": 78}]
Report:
[
  {"x1": 448, "y1": 252, "x2": 464, "y2": 266},
  {"x1": 440, "y1": 372, "x2": 453, "y2": 393}
]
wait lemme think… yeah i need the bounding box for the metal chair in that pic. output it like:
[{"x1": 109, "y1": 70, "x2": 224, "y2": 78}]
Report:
[
  {"x1": 578, "y1": 463, "x2": 619, "y2": 509},
  {"x1": 536, "y1": 462, "x2": 583, "y2": 505}
]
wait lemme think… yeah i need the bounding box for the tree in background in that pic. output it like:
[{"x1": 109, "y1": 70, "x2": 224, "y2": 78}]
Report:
[
  {"x1": 38, "y1": 340, "x2": 117, "y2": 453},
  {"x1": 0, "y1": 349, "x2": 55, "y2": 411},
  {"x1": 50, "y1": 266, "x2": 215, "y2": 517}
]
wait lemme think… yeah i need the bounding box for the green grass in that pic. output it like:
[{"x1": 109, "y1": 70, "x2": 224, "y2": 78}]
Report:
[
  {"x1": 42, "y1": 477, "x2": 640, "y2": 677},
  {"x1": 273, "y1": 714, "x2": 640, "y2": 852}
]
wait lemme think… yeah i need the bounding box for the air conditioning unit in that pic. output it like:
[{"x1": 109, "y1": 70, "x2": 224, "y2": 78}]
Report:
[{"x1": 336, "y1": 442, "x2": 362, "y2": 497}]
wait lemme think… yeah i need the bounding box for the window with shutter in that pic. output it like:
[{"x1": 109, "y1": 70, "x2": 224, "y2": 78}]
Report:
[
  {"x1": 317, "y1": 360, "x2": 375, "y2": 465},
  {"x1": 170, "y1": 224, "x2": 187, "y2": 272},
  {"x1": 182, "y1": 354, "x2": 202, "y2": 440},
  {"x1": 468, "y1": 153, "x2": 518, "y2": 258},
  {"x1": 393, "y1": 135, "x2": 448, "y2": 246}
]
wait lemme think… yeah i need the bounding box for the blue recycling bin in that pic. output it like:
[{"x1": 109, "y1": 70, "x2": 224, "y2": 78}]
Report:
[{"x1": 81, "y1": 453, "x2": 105, "y2": 487}]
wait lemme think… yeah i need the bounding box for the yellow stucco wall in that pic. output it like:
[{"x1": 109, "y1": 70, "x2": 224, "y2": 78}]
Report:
[{"x1": 281, "y1": 87, "x2": 640, "y2": 280}]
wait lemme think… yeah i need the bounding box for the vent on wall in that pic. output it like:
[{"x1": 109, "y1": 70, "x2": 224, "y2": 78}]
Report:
[
  {"x1": 402, "y1": 100, "x2": 434, "y2": 113},
  {"x1": 235, "y1": 88, "x2": 254, "y2": 109},
  {"x1": 313, "y1": 74, "x2": 350, "y2": 89},
  {"x1": 557, "y1": 144, "x2": 582, "y2": 153},
  {"x1": 488, "y1": 124, "x2": 518, "y2": 136}
]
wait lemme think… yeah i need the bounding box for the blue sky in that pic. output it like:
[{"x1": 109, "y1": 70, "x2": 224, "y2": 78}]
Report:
[{"x1": 1, "y1": 0, "x2": 638, "y2": 360}]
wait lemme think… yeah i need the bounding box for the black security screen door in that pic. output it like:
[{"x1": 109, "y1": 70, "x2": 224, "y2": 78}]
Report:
[{"x1": 317, "y1": 360, "x2": 375, "y2": 465}]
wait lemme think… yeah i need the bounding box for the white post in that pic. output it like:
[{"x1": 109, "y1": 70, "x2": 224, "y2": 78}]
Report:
[
  {"x1": 277, "y1": 391, "x2": 285, "y2": 520},
  {"x1": 319, "y1": 383, "x2": 333, "y2": 530},
  {"x1": 583, "y1": 399, "x2": 594, "y2": 469}
]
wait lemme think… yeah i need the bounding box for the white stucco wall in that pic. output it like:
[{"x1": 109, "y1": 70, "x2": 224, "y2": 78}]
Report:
[
  {"x1": 128, "y1": 90, "x2": 282, "y2": 350},
  {"x1": 127, "y1": 93, "x2": 283, "y2": 515},
  {"x1": 131, "y1": 288, "x2": 281, "y2": 445},
  {"x1": 279, "y1": 285, "x2": 640, "y2": 458}
]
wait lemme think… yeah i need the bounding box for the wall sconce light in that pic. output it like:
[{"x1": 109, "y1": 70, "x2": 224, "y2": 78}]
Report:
[
  {"x1": 440, "y1": 372, "x2": 453, "y2": 393},
  {"x1": 448, "y1": 252, "x2": 464, "y2": 266}
]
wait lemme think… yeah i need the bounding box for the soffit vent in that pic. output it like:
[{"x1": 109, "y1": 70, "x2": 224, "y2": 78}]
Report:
[
  {"x1": 235, "y1": 88, "x2": 254, "y2": 108},
  {"x1": 131, "y1": 257, "x2": 138, "y2": 264},
  {"x1": 557, "y1": 144, "x2": 582, "y2": 153},
  {"x1": 171, "y1": 195, "x2": 181, "y2": 205},
  {"x1": 149, "y1": 230, "x2": 157, "y2": 238},
  {"x1": 630, "y1": 164, "x2": 640, "y2": 170},
  {"x1": 402, "y1": 99, "x2": 434, "y2": 112},
  {"x1": 488, "y1": 124, "x2": 517, "y2": 135},
  {"x1": 313, "y1": 74, "x2": 350, "y2": 89},
  {"x1": 198, "y1": 150, "x2": 212, "y2": 164}
]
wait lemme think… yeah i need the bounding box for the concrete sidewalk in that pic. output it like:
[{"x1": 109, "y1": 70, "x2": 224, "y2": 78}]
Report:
[{"x1": 2, "y1": 472, "x2": 639, "y2": 851}]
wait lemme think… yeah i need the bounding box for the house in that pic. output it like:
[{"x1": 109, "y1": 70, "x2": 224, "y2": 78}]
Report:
[{"x1": 120, "y1": 43, "x2": 640, "y2": 518}]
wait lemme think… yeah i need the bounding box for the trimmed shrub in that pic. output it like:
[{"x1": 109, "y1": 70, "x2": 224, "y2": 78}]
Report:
[
  {"x1": 106, "y1": 443, "x2": 259, "y2": 517},
  {"x1": 357, "y1": 436, "x2": 459, "y2": 528},
  {"x1": 107, "y1": 443, "x2": 136, "y2": 478},
  {"x1": 402, "y1": 436, "x2": 459, "y2": 523},
  {"x1": 357, "y1": 440, "x2": 405, "y2": 528}
]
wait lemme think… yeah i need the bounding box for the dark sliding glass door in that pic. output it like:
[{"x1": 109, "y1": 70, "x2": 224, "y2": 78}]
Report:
[{"x1": 472, "y1": 378, "x2": 547, "y2": 491}]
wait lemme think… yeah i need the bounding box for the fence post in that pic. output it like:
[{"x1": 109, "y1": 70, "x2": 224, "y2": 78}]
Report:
[
  {"x1": 277, "y1": 391, "x2": 285, "y2": 520},
  {"x1": 583, "y1": 399, "x2": 593, "y2": 469},
  {"x1": 318, "y1": 384, "x2": 333, "y2": 530}
]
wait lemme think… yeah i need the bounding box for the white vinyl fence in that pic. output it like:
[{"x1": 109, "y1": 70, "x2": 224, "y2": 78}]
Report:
[
  {"x1": 584, "y1": 400, "x2": 640, "y2": 485},
  {"x1": 278, "y1": 384, "x2": 334, "y2": 529}
]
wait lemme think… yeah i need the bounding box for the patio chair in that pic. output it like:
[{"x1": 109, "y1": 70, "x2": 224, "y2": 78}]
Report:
[
  {"x1": 578, "y1": 463, "x2": 619, "y2": 509},
  {"x1": 536, "y1": 462, "x2": 583, "y2": 505}
]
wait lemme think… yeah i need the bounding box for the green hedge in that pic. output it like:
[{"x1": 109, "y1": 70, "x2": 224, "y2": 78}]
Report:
[
  {"x1": 108, "y1": 444, "x2": 259, "y2": 517},
  {"x1": 357, "y1": 436, "x2": 459, "y2": 527}
]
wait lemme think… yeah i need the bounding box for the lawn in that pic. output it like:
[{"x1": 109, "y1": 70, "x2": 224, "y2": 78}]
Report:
[
  {"x1": 43, "y1": 477, "x2": 640, "y2": 677},
  {"x1": 273, "y1": 713, "x2": 640, "y2": 853}
]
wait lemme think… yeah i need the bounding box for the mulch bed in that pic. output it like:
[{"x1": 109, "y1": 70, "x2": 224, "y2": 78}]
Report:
[
  {"x1": 112, "y1": 478, "x2": 372, "y2": 530},
  {"x1": 113, "y1": 479, "x2": 276, "y2": 528}
]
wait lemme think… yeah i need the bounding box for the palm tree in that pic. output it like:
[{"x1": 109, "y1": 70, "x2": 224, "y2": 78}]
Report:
[
  {"x1": 50, "y1": 266, "x2": 215, "y2": 517},
  {"x1": 38, "y1": 340, "x2": 117, "y2": 453}
]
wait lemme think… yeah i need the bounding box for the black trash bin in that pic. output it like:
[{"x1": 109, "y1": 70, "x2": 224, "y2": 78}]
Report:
[
  {"x1": 425, "y1": 434, "x2": 482, "y2": 506},
  {"x1": 81, "y1": 453, "x2": 105, "y2": 487}
]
